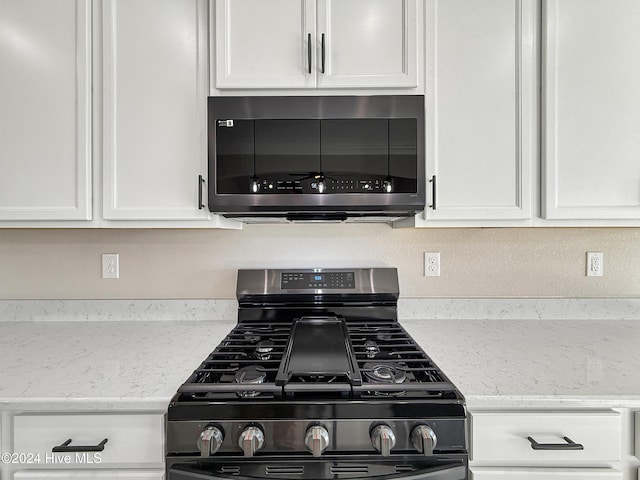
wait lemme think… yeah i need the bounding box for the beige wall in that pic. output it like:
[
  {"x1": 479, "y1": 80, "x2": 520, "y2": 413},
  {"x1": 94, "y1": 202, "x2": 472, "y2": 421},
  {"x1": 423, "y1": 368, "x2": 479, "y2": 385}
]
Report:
[{"x1": 1, "y1": 226, "x2": 639, "y2": 299}]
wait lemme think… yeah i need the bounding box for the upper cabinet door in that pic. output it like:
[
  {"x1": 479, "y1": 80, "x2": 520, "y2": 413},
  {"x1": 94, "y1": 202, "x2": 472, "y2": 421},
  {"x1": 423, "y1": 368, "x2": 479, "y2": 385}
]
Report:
[
  {"x1": 215, "y1": 0, "x2": 316, "y2": 89},
  {"x1": 423, "y1": 0, "x2": 534, "y2": 222},
  {"x1": 102, "y1": 0, "x2": 211, "y2": 220},
  {"x1": 316, "y1": 0, "x2": 418, "y2": 89},
  {"x1": 0, "y1": 0, "x2": 91, "y2": 221},
  {"x1": 543, "y1": 0, "x2": 640, "y2": 220}
]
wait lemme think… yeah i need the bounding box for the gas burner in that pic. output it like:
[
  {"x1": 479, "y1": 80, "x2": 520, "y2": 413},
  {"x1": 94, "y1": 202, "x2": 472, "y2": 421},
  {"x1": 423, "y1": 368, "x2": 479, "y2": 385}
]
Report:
[
  {"x1": 235, "y1": 365, "x2": 266, "y2": 398},
  {"x1": 243, "y1": 331, "x2": 262, "y2": 343},
  {"x1": 362, "y1": 362, "x2": 407, "y2": 384},
  {"x1": 363, "y1": 340, "x2": 380, "y2": 358},
  {"x1": 254, "y1": 340, "x2": 274, "y2": 360},
  {"x1": 376, "y1": 332, "x2": 394, "y2": 342}
]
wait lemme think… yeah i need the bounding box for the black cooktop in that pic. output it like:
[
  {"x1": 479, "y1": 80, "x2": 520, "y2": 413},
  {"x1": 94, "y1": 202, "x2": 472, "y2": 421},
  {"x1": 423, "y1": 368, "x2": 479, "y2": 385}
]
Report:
[{"x1": 175, "y1": 317, "x2": 461, "y2": 402}]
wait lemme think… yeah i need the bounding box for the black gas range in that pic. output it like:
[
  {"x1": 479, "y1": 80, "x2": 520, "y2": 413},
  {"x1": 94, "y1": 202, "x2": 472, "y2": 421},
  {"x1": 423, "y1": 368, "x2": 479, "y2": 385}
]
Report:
[{"x1": 166, "y1": 268, "x2": 467, "y2": 480}]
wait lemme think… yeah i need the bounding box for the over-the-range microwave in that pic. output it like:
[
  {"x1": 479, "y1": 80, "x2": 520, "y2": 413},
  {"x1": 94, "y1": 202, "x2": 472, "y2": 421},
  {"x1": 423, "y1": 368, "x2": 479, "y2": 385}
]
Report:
[{"x1": 207, "y1": 95, "x2": 425, "y2": 223}]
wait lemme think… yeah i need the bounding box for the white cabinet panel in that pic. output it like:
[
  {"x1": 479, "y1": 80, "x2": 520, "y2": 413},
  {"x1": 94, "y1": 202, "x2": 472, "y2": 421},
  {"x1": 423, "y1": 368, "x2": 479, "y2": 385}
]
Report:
[
  {"x1": 0, "y1": 0, "x2": 91, "y2": 221},
  {"x1": 471, "y1": 468, "x2": 623, "y2": 479},
  {"x1": 316, "y1": 0, "x2": 417, "y2": 88},
  {"x1": 543, "y1": 0, "x2": 640, "y2": 220},
  {"x1": 215, "y1": 0, "x2": 316, "y2": 89},
  {"x1": 14, "y1": 471, "x2": 163, "y2": 480},
  {"x1": 103, "y1": 0, "x2": 212, "y2": 220},
  {"x1": 214, "y1": 0, "x2": 417, "y2": 90},
  {"x1": 423, "y1": 0, "x2": 534, "y2": 222},
  {"x1": 471, "y1": 410, "x2": 621, "y2": 464},
  {"x1": 13, "y1": 414, "x2": 163, "y2": 465}
]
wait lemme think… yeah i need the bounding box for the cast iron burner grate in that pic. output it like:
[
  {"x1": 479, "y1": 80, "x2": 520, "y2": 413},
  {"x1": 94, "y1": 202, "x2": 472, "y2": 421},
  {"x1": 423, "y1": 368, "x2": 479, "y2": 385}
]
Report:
[{"x1": 176, "y1": 319, "x2": 457, "y2": 401}]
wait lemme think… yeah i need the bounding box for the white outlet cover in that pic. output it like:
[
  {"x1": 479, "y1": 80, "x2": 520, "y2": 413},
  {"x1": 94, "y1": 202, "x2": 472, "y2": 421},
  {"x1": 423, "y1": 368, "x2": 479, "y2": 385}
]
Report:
[
  {"x1": 102, "y1": 253, "x2": 120, "y2": 279},
  {"x1": 586, "y1": 251, "x2": 603, "y2": 277},
  {"x1": 424, "y1": 252, "x2": 440, "y2": 277}
]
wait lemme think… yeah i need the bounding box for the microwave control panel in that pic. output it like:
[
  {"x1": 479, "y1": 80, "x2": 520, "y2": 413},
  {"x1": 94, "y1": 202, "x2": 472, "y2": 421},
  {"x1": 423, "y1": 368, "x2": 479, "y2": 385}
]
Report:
[{"x1": 253, "y1": 177, "x2": 393, "y2": 194}]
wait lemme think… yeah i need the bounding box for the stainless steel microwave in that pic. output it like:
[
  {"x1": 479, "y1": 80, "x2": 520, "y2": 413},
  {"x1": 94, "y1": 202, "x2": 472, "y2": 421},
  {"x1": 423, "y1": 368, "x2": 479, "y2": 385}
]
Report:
[{"x1": 207, "y1": 95, "x2": 425, "y2": 222}]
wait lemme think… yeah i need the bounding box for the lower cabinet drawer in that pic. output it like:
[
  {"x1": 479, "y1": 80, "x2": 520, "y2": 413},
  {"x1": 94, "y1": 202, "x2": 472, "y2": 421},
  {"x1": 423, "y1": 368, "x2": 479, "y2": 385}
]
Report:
[
  {"x1": 471, "y1": 467, "x2": 623, "y2": 479},
  {"x1": 470, "y1": 410, "x2": 621, "y2": 463},
  {"x1": 14, "y1": 470, "x2": 164, "y2": 480},
  {"x1": 13, "y1": 414, "x2": 164, "y2": 465}
]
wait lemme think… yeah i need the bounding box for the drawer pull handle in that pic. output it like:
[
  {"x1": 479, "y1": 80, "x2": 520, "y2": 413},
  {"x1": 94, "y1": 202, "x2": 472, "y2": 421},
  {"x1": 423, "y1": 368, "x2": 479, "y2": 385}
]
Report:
[
  {"x1": 527, "y1": 436, "x2": 583, "y2": 450},
  {"x1": 52, "y1": 438, "x2": 108, "y2": 453}
]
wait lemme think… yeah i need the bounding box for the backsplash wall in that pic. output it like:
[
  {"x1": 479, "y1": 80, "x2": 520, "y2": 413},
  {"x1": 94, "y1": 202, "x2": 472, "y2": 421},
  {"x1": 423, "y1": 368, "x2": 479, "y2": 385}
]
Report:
[{"x1": 1, "y1": 226, "x2": 639, "y2": 299}]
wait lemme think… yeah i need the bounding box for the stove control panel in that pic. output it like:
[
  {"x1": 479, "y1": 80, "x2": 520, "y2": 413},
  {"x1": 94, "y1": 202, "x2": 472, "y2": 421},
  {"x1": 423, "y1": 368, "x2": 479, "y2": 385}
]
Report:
[
  {"x1": 171, "y1": 418, "x2": 461, "y2": 457},
  {"x1": 281, "y1": 271, "x2": 355, "y2": 290}
]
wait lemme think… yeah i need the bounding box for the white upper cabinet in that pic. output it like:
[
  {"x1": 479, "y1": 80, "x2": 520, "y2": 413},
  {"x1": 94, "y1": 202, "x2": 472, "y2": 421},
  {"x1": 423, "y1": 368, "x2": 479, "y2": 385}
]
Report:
[
  {"x1": 102, "y1": 0, "x2": 213, "y2": 221},
  {"x1": 316, "y1": 0, "x2": 417, "y2": 89},
  {"x1": 421, "y1": 0, "x2": 535, "y2": 224},
  {"x1": 215, "y1": 0, "x2": 316, "y2": 89},
  {"x1": 0, "y1": 0, "x2": 92, "y2": 221},
  {"x1": 543, "y1": 0, "x2": 640, "y2": 220},
  {"x1": 214, "y1": 0, "x2": 418, "y2": 90}
]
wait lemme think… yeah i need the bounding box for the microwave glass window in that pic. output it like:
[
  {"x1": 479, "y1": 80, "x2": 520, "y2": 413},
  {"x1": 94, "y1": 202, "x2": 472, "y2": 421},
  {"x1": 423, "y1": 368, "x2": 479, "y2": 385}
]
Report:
[
  {"x1": 215, "y1": 120, "x2": 254, "y2": 194},
  {"x1": 321, "y1": 119, "x2": 388, "y2": 176},
  {"x1": 389, "y1": 118, "x2": 418, "y2": 191},
  {"x1": 255, "y1": 120, "x2": 320, "y2": 176},
  {"x1": 214, "y1": 118, "x2": 417, "y2": 194}
]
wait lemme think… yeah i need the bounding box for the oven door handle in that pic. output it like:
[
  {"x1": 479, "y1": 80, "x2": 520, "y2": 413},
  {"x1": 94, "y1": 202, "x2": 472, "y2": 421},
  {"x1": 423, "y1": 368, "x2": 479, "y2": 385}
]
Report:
[{"x1": 168, "y1": 464, "x2": 467, "y2": 480}]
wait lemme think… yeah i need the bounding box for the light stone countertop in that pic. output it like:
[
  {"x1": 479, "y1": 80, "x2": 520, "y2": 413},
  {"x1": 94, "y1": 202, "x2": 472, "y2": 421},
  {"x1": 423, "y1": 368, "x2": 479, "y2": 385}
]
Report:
[{"x1": 0, "y1": 319, "x2": 639, "y2": 412}]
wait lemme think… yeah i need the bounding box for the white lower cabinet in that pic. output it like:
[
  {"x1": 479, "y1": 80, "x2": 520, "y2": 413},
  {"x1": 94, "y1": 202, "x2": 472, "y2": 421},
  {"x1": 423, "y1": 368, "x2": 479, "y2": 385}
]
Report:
[
  {"x1": 13, "y1": 414, "x2": 163, "y2": 466},
  {"x1": 471, "y1": 468, "x2": 622, "y2": 479},
  {"x1": 6, "y1": 413, "x2": 164, "y2": 479},
  {"x1": 471, "y1": 410, "x2": 621, "y2": 463},
  {"x1": 14, "y1": 471, "x2": 163, "y2": 480},
  {"x1": 470, "y1": 410, "x2": 623, "y2": 479}
]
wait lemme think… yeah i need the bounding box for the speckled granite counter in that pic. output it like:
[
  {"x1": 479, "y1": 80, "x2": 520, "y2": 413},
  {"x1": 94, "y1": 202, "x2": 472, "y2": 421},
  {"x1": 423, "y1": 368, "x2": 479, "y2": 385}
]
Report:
[
  {"x1": 0, "y1": 320, "x2": 235, "y2": 411},
  {"x1": 1, "y1": 318, "x2": 639, "y2": 412}
]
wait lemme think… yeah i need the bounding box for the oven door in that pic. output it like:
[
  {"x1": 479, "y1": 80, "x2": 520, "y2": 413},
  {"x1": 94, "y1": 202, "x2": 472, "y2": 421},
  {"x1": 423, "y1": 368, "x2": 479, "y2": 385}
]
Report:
[{"x1": 167, "y1": 457, "x2": 468, "y2": 480}]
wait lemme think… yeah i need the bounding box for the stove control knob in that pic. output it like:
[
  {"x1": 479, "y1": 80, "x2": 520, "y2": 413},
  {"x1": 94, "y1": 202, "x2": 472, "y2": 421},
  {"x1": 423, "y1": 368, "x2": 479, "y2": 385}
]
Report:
[
  {"x1": 410, "y1": 425, "x2": 437, "y2": 455},
  {"x1": 371, "y1": 425, "x2": 396, "y2": 457},
  {"x1": 197, "y1": 426, "x2": 224, "y2": 457},
  {"x1": 304, "y1": 425, "x2": 330, "y2": 457},
  {"x1": 238, "y1": 426, "x2": 265, "y2": 457}
]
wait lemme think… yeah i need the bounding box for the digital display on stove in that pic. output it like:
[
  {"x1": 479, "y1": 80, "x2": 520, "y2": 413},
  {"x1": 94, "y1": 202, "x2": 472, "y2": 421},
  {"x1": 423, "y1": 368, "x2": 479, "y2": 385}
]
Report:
[{"x1": 281, "y1": 272, "x2": 355, "y2": 289}]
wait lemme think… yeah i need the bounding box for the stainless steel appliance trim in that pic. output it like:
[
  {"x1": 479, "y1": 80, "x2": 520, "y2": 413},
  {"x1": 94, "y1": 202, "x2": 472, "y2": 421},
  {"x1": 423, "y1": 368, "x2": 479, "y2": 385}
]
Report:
[
  {"x1": 207, "y1": 95, "x2": 425, "y2": 217},
  {"x1": 236, "y1": 268, "x2": 399, "y2": 297}
]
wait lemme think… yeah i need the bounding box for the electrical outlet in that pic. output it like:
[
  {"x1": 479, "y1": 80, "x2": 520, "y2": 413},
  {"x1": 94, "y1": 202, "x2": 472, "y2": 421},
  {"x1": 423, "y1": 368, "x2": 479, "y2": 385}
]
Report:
[
  {"x1": 102, "y1": 253, "x2": 119, "y2": 279},
  {"x1": 586, "y1": 252, "x2": 603, "y2": 277},
  {"x1": 424, "y1": 252, "x2": 440, "y2": 277}
]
